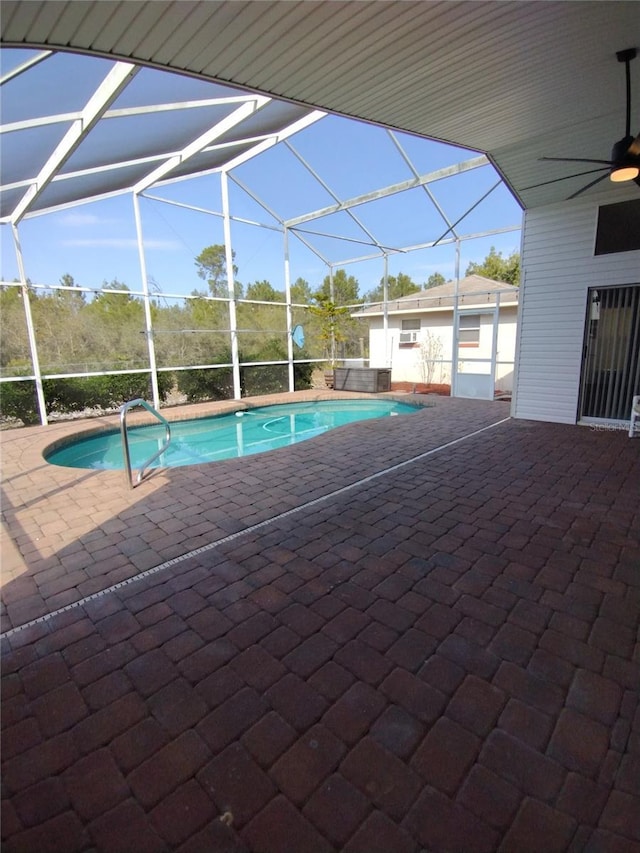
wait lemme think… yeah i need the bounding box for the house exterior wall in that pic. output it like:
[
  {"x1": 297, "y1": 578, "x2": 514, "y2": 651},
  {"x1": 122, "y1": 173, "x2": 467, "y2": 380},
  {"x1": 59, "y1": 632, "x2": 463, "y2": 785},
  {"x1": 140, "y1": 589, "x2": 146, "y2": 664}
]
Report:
[
  {"x1": 365, "y1": 303, "x2": 518, "y2": 390},
  {"x1": 513, "y1": 190, "x2": 640, "y2": 424},
  {"x1": 494, "y1": 307, "x2": 518, "y2": 391}
]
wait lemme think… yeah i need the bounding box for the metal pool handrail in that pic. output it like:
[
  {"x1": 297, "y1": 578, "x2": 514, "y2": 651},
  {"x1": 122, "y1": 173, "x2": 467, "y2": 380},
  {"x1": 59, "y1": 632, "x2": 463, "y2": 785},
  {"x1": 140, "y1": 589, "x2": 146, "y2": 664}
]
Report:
[{"x1": 120, "y1": 398, "x2": 171, "y2": 489}]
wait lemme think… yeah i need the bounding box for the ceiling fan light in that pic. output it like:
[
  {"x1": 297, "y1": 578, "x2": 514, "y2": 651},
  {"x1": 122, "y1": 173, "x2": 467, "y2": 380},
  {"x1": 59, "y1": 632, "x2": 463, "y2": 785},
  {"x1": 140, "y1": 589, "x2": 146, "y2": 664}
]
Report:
[
  {"x1": 610, "y1": 164, "x2": 640, "y2": 182},
  {"x1": 609, "y1": 135, "x2": 638, "y2": 181}
]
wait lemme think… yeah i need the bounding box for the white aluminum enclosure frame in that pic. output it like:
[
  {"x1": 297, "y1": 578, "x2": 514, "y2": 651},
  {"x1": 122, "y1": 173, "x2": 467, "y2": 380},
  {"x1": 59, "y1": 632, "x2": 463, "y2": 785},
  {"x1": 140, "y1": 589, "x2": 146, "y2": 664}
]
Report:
[{"x1": 0, "y1": 48, "x2": 522, "y2": 426}]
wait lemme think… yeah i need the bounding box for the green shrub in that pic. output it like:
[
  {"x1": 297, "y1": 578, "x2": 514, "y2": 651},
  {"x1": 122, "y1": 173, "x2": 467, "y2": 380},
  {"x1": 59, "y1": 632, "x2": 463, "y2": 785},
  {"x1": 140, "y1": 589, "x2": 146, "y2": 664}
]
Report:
[
  {"x1": 0, "y1": 372, "x2": 174, "y2": 426},
  {"x1": 44, "y1": 373, "x2": 172, "y2": 414},
  {"x1": 175, "y1": 341, "x2": 313, "y2": 402},
  {"x1": 0, "y1": 380, "x2": 40, "y2": 425},
  {"x1": 176, "y1": 367, "x2": 234, "y2": 402},
  {"x1": 293, "y1": 356, "x2": 314, "y2": 391},
  {"x1": 241, "y1": 363, "x2": 288, "y2": 397},
  {"x1": 241, "y1": 340, "x2": 314, "y2": 396},
  {"x1": 1, "y1": 348, "x2": 311, "y2": 426}
]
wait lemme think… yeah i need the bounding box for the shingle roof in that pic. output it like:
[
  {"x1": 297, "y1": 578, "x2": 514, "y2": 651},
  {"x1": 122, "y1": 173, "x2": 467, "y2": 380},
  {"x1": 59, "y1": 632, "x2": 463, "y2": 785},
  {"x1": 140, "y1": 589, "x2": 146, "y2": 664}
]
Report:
[{"x1": 356, "y1": 275, "x2": 519, "y2": 316}]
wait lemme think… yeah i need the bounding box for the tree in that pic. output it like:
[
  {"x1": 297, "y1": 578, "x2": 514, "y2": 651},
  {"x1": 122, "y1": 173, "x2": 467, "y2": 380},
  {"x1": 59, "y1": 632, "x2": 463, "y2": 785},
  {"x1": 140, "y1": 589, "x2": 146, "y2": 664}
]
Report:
[
  {"x1": 189, "y1": 290, "x2": 226, "y2": 328},
  {"x1": 317, "y1": 268, "x2": 359, "y2": 306},
  {"x1": 309, "y1": 291, "x2": 353, "y2": 366},
  {"x1": 237, "y1": 279, "x2": 288, "y2": 350},
  {"x1": 417, "y1": 331, "x2": 444, "y2": 385},
  {"x1": 0, "y1": 285, "x2": 30, "y2": 369},
  {"x1": 466, "y1": 247, "x2": 520, "y2": 286},
  {"x1": 290, "y1": 277, "x2": 313, "y2": 305},
  {"x1": 55, "y1": 273, "x2": 85, "y2": 310},
  {"x1": 35, "y1": 274, "x2": 87, "y2": 369},
  {"x1": 88, "y1": 280, "x2": 140, "y2": 321},
  {"x1": 245, "y1": 280, "x2": 282, "y2": 302},
  {"x1": 364, "y1": 272, "x2": 419, "y2": 303},
  {"x1": 194, "y1": 244, "x2": 240, "y2": 298},
  {"x1": 425, "y1": 272, "x2": 446, "y2": 289},
  {"x1": 84, "y1": 280, "x2": 146, "y2": 367}
]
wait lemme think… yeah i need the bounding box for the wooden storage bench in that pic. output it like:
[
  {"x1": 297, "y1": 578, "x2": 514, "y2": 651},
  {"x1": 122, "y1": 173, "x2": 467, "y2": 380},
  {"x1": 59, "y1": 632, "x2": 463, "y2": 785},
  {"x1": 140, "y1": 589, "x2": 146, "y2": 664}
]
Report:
[{"x1": 333, "y1": 368, "x2": 392, "y2": 393}]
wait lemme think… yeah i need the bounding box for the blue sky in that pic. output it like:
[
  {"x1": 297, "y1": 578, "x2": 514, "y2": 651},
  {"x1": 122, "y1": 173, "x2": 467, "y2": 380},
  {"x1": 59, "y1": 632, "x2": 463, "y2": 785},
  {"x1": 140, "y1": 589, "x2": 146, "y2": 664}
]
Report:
[{"x1": 1, "y1": 50, "x2": 523, "y2": 301}]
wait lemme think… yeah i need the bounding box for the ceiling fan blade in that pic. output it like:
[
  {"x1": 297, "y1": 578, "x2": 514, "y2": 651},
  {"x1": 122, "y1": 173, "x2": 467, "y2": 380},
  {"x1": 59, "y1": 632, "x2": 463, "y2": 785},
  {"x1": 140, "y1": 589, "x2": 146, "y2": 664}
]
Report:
[
  {"x1": 522, "y1": 167, "x2": 609, "y2": 191},
  {"x1": 540, "y1": 156, "x2": 613, "y2": 165},
  {"x1": 567, "y1": 173, "x2": 609, "y2": 200}
]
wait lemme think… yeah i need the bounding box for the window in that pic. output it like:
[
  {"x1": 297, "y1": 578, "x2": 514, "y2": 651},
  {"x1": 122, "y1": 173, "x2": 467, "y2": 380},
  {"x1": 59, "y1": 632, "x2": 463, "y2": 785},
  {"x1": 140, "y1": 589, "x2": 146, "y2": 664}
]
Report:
[
  {"x1": 458, "y1": 314, "x2": 480, "y2": 346},
  {"x1": 399, "y1": 318, "x2": 420, "y2": 345},
  {"x1": 595, "y1": 199, "x2": 640, "y2": 255}
]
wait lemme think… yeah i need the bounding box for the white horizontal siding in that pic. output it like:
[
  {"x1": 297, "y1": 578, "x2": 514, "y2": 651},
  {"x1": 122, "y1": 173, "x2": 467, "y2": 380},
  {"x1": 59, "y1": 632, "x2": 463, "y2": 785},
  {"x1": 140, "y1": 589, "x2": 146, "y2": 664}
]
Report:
[{"x1": 513, "y1": 190, "x2": 640, "y2": 424}]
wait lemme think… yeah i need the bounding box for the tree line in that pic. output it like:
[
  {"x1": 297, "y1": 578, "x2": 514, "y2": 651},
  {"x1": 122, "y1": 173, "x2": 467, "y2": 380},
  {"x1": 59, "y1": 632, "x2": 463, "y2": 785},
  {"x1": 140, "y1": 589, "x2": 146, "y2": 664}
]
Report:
[{"x1": 194, "y1": 243, "x2": 520, "y2": 305}]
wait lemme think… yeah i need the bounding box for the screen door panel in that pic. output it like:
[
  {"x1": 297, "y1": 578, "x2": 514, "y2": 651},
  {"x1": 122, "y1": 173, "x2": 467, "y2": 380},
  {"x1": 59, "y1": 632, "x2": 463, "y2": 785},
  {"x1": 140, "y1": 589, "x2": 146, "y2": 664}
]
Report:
[{"x1": 580, "y1": 285, "x2": 640, "y2": 420}]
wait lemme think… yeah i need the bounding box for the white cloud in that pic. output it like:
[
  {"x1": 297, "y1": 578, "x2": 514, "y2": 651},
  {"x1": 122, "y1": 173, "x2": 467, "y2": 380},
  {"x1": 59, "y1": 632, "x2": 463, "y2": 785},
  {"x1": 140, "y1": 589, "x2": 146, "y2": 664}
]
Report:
[
  {"x1": 413, "y1": 263, "x2": 455, "y2": 275},
  {"x1": 57, "y1": 212, "x2": 103, "y2": 226},
  {"x1": 61, "y1": 238, "x2": 181, "y2": 250}
]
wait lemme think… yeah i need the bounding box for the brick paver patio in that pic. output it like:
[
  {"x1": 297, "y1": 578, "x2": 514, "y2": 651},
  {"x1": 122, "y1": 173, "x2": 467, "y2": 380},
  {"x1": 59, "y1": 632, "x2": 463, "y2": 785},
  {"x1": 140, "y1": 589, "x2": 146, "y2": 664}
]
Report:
[{"x1": 1, "y1": 392, "x2": 639, "y2": 852}]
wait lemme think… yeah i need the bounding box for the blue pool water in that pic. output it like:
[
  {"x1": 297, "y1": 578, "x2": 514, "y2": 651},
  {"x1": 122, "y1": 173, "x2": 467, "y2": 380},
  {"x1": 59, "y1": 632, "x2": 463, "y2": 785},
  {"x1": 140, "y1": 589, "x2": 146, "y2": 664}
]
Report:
[{"x1": 45, "y1": 399, "x2": 420, "y2": 471}]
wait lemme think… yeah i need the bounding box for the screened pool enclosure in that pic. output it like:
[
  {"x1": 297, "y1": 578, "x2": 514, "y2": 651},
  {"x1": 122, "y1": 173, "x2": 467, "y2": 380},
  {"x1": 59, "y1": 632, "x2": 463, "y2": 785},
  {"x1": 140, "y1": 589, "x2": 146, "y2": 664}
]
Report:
[{"x1": 0, "y1": 47, "x2": 521, "y2": 426}]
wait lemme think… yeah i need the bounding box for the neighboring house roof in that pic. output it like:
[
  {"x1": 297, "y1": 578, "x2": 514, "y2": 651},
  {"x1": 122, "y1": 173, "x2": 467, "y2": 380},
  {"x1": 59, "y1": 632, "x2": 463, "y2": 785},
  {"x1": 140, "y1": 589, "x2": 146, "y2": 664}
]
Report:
[{"x1": 354, "y1": 275, "x2": 519, "y2": 317}]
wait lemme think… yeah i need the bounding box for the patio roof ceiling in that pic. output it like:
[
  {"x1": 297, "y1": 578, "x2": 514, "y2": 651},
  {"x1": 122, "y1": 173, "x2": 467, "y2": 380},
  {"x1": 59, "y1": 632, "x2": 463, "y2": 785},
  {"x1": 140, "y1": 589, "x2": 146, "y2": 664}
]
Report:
[{"x1": 1, "y1": 1, "x2": 638, "y2": 213}]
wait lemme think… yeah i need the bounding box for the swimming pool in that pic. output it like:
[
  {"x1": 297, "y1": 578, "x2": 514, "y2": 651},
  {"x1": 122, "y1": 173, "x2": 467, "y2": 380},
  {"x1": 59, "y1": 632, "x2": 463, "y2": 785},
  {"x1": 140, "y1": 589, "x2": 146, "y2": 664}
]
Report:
[{"x1": 45, "y1": 399, "x2": 421, "y2": 471}]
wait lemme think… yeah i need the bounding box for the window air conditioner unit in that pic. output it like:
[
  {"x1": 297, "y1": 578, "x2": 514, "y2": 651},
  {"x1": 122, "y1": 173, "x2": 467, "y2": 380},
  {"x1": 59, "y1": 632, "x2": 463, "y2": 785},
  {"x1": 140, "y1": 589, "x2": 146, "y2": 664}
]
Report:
[{"x1": 399, "y1": 331, "x2": 418, "y2": 344}]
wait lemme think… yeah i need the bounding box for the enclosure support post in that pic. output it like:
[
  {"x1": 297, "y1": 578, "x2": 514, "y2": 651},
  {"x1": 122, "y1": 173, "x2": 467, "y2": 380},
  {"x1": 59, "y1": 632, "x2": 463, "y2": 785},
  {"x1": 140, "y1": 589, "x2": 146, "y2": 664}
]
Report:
[
  {"x1": 133, "y1": 192, "x2": 160, "y2": 410},
  {"x1": 284, "y1": 227, "x2": 295, "y2": 392},
  {"x1": 328, "y1": 267, "x2": 336, "y2": 366},
  {"x1": 491, "y1": 292, "x2": 501, "y2": 395},
  {"x1": 12, "y1": 224, "x2": 48, "y2": 426},
  {"x1": 221, "y1": 172, "x2": 241, "y2": 399},
  {"x1": 451, "y1": 239, "x2": 461, "y2": 397},
  {"x1": 382, "y1": 254, "x2": 390, "y2": 367}
]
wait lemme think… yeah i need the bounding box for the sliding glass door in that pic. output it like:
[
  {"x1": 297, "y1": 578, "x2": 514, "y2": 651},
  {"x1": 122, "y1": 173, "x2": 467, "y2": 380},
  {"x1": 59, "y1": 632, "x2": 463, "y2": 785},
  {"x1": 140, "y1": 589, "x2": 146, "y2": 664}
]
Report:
[{"x1": 579, "y1": 285, "x2": 640, "y2": 421}]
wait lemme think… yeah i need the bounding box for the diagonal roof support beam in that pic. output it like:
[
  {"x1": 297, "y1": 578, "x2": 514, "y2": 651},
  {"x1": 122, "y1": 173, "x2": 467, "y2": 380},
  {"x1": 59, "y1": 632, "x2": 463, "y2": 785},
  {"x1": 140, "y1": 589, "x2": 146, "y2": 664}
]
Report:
[
  {"x1": 0, "y1": 111, "x2": 82, "y2": 134},
  {"x1": 10, "y1": 60, "x2": 139, "y2": 225},
  {"x1": 0, "y1": 96, "x2": 260, "y2": 135},
  {"x1": 132, "y1": 96, "x2": 271, "y2": 194},
  {"x1": 387, "y1": 129, "x2": 458, "y2": 238},
  {"x1": 105, "y1": 95, "x2": 260, "y2": 119},
  {"x1": 221, "y1": 109, "x2": 326, "y2": 173},
  {"x1": 284, "y1": 138, "x2": 383, "y2": 251},
  {"x1": 284, "y1": 155, "x2": 489, "y2": 228},
  {"x1": 228, "y1": 174, "x2": 284, "y2": 226},
  {"x1": 0, "y1": 49, "x2": 51, "y2": 85},
  {"x1": 291, "y1": 224, "x2": 403, "y2": 254},
  {"x1": 432, "y1": 179, "x2": 502, "y2": 246}
]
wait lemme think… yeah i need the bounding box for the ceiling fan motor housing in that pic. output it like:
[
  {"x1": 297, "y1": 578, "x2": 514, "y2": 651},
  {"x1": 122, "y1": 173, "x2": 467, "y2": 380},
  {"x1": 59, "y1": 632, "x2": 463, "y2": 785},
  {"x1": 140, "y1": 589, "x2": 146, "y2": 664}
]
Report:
[{"x1": 611, "y1": 135, "x2": 637, "y2": 165}]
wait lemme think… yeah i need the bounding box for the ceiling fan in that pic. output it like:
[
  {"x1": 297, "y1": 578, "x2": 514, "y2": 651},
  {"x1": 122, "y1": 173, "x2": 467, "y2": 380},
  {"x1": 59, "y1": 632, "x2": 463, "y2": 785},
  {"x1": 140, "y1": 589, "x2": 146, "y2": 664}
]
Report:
[{"x1": 533, "y1": 47, "x2": 640, "y2": 199}]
